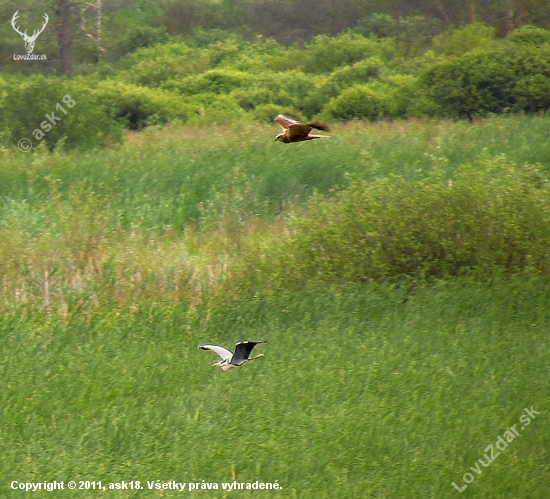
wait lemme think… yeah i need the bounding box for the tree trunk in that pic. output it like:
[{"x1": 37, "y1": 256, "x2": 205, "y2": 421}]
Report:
[
  {"x1": 96, "y1": 0, "x2": 102, "y2": 47},
  {"x1": 479, "y1": 0, "x2": 495, "y2": 25},
  {"x1": 434, "y1": 0, "x2": 452, "y2": 25},
  {"x1": 469, "y1": 0, "x2": 477, "y2": 23},
  {"x1": 55, "y1": 0, "x2": 74, "y2": 74},
  {"x1": 504, "y1": 0, "x2": 515, "y2": 34}
]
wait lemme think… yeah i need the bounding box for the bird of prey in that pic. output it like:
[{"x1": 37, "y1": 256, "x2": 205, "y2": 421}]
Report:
[
  {"x1": 199, "y1": 341, "x2": 267, "y2": 371},
  {"x1": 274, "y1": 114, "x2": 330, "y2": 143}
]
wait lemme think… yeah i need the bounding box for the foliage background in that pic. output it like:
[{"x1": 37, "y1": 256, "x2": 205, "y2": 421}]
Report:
[
  {"x1": 1, "y1": 2, "x2": 550, "y2": 498},
  {"x1": 1, "y1": 2, "x2": 550, "y2": 150}
]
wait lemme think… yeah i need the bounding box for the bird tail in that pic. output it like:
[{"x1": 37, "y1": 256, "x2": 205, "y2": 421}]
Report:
[{"x1": 308, "y1": 122, "x2": 331, "y2": 132}]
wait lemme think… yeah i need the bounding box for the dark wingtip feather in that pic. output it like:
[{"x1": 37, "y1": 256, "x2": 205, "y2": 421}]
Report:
[{"x1": 308, "y1": 122, "x2": 331, "y2": 132}]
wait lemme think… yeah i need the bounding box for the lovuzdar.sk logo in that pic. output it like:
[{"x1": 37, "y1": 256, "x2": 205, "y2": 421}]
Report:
[{"x1": 11, "y1": 10, "x2": 48, "y2": 61}]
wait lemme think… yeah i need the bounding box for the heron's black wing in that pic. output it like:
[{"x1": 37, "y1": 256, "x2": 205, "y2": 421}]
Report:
[{"x1": 231, "y1": 341, "x2": 265, "y2": 366}]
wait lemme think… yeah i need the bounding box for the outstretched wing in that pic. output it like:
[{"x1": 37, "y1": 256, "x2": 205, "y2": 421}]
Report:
[
  {"x1": 274, "y1": 114, "x2": 299, "y2": 131},
  {"x1": 199, "y1": 344, "x2": 233, "y2": 361},
  {"x1": 231, "y1": 341, "x2": 266, "y2": 366},
  {"x1": 287, "y1": 123, "x2": 313, "y2": 141}
]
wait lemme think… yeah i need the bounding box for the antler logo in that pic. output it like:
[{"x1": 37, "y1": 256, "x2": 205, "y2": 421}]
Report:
[{"x1": 11, "y1": 10, "x2": 49, "y2": 55}]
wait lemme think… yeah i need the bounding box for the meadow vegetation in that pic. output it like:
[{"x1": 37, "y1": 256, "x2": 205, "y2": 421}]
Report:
[
  {"x1": 1, "y1": 278, "x2": 549, "y2": 498},
  {"x1": 1, "y1": 115, "x2": 550, "y2": 311},
  {"x1": 1, "y1": 114, "x2": 549, "y2": 497},
  {"x1": 3, "y1": 10, "x2": 550, "y2": 491},
  {"x1": 1, "y1": 0, "x2": 550, "y2": 493}
]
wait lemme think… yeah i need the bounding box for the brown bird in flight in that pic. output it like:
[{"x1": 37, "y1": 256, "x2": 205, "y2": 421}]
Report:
[{"x1": 274, "y1": 114, "x2": 330, "y2": 143}]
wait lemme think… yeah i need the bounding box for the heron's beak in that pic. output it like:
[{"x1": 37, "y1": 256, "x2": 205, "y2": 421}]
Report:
[{"x1": 251, "y1": 354, "x2": 264, "y2": 360}]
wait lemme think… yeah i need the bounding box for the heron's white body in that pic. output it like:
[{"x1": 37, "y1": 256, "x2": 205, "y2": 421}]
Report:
[{"x1": 217, "y1": 360, "x2": 237, "y2": 371}]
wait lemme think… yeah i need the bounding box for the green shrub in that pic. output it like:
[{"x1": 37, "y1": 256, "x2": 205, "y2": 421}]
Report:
[
  {"x1": 265, "y1": 46, "x2": 308, "y2": 72},
  {"x1": 186, "y1": 94, "x2": 248, "y2": 125},
  {"x1": 420, "y1": 44, "x2": 550, "y2": 119},
  {"x1": 179, "y1": 69, "x2": 250, "y2": 95},
  {"x1": 321, "y1": 83, "x2": 393, "y2": 121},
  {"x1": 0, "y1": 76, "x2": 123, "y2": 151},
  {"x1": 384, "y1": 74, "x2": 436, "y2": 118},
  {"x1": 117, "y1": 42, "x2": 209, "y2": 86},
  {"x1": 514, "y1": 74, "x2": 550, "y2": 113},
  {"x1": 431, "y1": 23, "x2": 496, "y2": 57},
  {"x1": 302, "y1": 33, "x2": 395, "y2": 74},
  {"x1": 419, "y1": 50, "x2": 512, "y2": 120},
  {"x1": 251, "y1": 104, "x2": 302, "y2": 123},
  {"x1": 507, "y1": 25, "x2": 550, "y2": 46},
  {"x1": 512, "y1": 46, "x2": 550, "y2": 113},
  {"x1": 231, "y1": 70, "x2": 323, "y2": 113},
  {"x1": 329, "y1": 57, "x2": 383, "y2": 87},
  {"x1": 300, "y1": 78, "x2": 341, "y2": 117},
  {"x1": 116, "y1": 26, "x2": 170, "y2": 54},
  {"x1": 211, "y1": 36, "x2": 288, "y2": 72},
  {"x1": 267, "y1": 156, "x2": 550, "y2": 284},
  {"x1": 95, "y1": 81, "x2": 197, "y2": 129},
  {"x1": 356, "y1": 13, "x2": 445, "y2": 42}
]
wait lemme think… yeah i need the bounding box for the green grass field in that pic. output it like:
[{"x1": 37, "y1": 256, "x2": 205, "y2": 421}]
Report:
[
  {"x1": 2, "y1": 280, "x2": 549, "y2": 498},
  {"x1": 1, "y1": 115, "x2": 549, "y2": 497}
]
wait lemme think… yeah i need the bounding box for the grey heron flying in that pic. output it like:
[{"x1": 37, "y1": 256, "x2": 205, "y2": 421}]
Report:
[{"x1": 199, "y1": 341, "x2": 267, "y2": 371}]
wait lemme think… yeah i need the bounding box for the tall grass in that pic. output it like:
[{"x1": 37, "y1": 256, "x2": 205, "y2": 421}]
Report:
[
  {"x1": 0, "y1": 279, "x2": 548, "y2": 498},
  {"x1": 1, "y1": 115, "x2": 550, "y2": 312},
  {"x1": 1, "y1": 115, "x2": 549, "y2": 498},
  {"x1": 2, "y1": 114, "x2": 550, "y2": 230}
]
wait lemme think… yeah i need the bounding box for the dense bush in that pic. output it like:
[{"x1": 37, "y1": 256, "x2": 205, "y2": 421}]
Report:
[
  {"x1": 95, "y1": 81, "x2": 199, "y2": 129},
  {"x1": 265, "y1": 156, "x2": 550, "y2": 284},
  {"x1": 179, "y1": 69, "x2": 250, "y2": 95},
  {"x1": 321, "y1": 83, "x2": 393, "y2": 121},
  {"x1": 117, "y1": 42, "x2": 208, "y2": 87},
  {"x1": 419, "y1": 44, "x2": 550, "y2": 119},
  {"x1": 431, "y1": 23, "x2": 496, "y2": 57},
  {"x1": 507, "y1": 24, "x2": 550, "y2": 46},
  {"x1": 356, "y1": 13, "x2": 445, "y2": 45},
  {"x1": 0, "y1": 76, "x2": 123, "y2": 150},
  {"x1": 232, "y1": 70, "x2": 324, "y2": 112},
  {"x1": 301, "y1": 33, "x2": 396, "y2": 73},
  {"x1": 329, "y1": 57, "x2": 384, "y2": 87},
  {"x1": 116, "y1": 26, "x2": 170, "y2": 54},
  {"x1": 419, "y1": 49, "x2": 513, "y2": 120}
]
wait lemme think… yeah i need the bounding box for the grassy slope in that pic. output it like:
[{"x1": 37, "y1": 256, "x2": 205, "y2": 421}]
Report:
[
  {"x1": 1, "y1": 115, "x2": 549, "y2": 497},
  {"x1": 1, "y1": 279, "x2": 549, "y2": 498}
]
